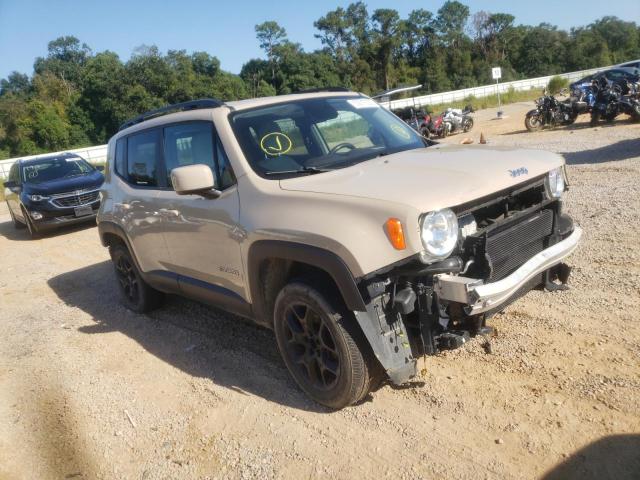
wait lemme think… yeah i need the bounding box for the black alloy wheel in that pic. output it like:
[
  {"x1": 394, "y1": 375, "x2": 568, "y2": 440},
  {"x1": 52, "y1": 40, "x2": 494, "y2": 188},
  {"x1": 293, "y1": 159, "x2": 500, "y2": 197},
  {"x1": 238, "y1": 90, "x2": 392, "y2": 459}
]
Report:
[
  {"x1": 273, "y1": 280, "x2": 374, "y2": 409},
  {"x1": 115, "y1": 254, "x2": 139, "y2": 305},
  {"x1": 282, "y1": 301, "x2": 341, "y2": 391},
  {"x1": 110, "y1": 244, "x2": 163, "y2": 313}
]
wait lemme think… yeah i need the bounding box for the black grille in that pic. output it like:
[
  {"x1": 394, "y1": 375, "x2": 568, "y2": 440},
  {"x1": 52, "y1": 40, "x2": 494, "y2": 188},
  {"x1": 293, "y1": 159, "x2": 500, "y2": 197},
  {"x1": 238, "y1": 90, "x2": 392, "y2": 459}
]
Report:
[
  {"x1": 485, "y1": 209, "x2": 553, "y2": 280},
  {"x1": 52, "y1": 190, "x2": 100, "y2": 208}
]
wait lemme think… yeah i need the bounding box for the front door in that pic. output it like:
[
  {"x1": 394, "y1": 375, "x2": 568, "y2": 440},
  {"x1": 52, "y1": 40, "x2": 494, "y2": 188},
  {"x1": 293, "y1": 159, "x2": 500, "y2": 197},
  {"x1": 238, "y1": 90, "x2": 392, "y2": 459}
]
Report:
[{"x1": 155, "y1": 121, "x2": 247, "y2": 311}]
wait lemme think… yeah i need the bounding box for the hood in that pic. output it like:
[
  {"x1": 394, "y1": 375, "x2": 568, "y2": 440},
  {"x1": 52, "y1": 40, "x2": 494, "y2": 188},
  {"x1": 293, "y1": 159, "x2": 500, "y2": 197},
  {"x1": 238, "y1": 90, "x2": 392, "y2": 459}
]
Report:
[
  {"x1": 23, "y1": 170, "x2": 104, "y2": 195},
  {"x1": 279, "y1": 145, "x2": 563, "y2": 211}
]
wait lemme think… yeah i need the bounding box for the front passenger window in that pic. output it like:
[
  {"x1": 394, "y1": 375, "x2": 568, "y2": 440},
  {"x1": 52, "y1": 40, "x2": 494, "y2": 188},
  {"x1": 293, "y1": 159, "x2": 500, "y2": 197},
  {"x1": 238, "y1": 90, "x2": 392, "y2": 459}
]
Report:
[
  {"x1": 164, "y1": 123, "x2": 216, "y2": 186},
  {"x1": 127, "y1": 130, "x2": 160, "y2": 186}
]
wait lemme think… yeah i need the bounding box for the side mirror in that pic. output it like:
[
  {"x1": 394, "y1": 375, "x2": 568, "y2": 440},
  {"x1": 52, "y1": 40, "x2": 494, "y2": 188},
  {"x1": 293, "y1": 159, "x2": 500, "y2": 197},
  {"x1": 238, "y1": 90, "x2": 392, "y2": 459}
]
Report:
[
  {"x1": 96, "y1": 165, "x2": 105, "y2": 172},
  {"x1": 170, "y1": 164, "x2": 220, "y2": 199},
  {"x1": 3, "y1": 180, "x2": 17, "y2": 189}
]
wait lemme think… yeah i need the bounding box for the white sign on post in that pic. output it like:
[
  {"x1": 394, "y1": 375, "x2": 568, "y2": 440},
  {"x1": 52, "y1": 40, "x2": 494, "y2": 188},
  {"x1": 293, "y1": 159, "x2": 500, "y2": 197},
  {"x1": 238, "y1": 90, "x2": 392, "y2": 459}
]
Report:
[{"x1": 492, "y1": 67, "x2": 503, "y2": 118}]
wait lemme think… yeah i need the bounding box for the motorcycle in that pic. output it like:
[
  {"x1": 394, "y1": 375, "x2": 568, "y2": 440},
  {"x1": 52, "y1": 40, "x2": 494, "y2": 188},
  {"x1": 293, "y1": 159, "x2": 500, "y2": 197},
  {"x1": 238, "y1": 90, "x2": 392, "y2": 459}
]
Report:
[
  {"x1": 618, "y1": 80, "x2": 640, "y2": 122},
  {"x1": 442, "y1": 106, "x2": 474, "y2": 135},
  {"x1": 420, "y1": 111, "x2": 451, "y2": 138},
  {"x1": 590, "y1": 77, "x2": 622, "y2": 126},
  {"x1": 525, "y1": 89, "x2": 587, "y2": 132}
]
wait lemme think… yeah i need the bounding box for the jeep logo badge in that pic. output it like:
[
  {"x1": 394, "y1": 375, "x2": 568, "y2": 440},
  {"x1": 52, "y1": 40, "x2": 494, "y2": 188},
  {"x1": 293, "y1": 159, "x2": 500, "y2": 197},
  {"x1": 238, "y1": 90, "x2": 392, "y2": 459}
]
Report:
[{"x1": 508, "y1": 167, "x2": 528, "y2": 178}]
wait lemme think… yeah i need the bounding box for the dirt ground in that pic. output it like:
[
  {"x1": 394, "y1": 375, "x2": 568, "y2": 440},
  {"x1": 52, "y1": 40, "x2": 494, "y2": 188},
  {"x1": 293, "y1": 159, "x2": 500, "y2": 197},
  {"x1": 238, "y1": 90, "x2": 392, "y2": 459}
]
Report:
[{"x1": 1, "y1": 102, "x2": 639, "y2": 480}]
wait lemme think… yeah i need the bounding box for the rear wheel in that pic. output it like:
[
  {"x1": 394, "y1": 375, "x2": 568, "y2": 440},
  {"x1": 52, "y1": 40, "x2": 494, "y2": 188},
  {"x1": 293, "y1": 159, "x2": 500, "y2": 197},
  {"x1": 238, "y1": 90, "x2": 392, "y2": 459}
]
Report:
[
  {"x1": 110, "y1": 244, "x2": 163, "y2": 313},
  {"x1": 462, "y1": 117, "x2": 474, "y2": 132},
  {"x1": 590, "y1": 111, "x2": 601, "y2": 127},
  {"x1": 525, "y1": 113, "x2": 543, "y2": 132},
  {"x1": 273, "y1": 280, "x2": 373, "y2": 409},
  {"x1": 420, "y1": 127, "x2": 431, "y2": 139}
]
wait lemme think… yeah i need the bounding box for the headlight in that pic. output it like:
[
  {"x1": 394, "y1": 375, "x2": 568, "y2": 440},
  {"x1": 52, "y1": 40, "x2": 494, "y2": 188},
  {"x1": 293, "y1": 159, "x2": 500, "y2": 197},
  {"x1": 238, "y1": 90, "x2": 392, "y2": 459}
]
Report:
[
  {"x1": 545, "y1": 167, "x2": 565, "y2": 199},
  {"x1": 29, "y1": 194, "x2": 49, "y2": 202},
  {"x1": 420, "y1": 208, "x2": 458, "y2": 262}
]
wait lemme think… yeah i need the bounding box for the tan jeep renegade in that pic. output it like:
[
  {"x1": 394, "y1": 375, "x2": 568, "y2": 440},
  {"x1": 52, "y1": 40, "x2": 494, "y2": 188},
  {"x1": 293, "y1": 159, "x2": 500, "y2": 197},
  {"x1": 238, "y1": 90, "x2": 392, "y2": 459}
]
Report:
[{"x1": 97, "y1": 90, "x2": 582, "y2": 408}]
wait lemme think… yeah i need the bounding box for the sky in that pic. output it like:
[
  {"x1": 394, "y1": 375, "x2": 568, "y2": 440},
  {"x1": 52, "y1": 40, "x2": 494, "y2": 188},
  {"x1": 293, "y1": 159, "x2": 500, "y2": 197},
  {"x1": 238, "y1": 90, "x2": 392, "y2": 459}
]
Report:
[{"x1": 1, "y1": 0, "x2": 639, "y2": 80}]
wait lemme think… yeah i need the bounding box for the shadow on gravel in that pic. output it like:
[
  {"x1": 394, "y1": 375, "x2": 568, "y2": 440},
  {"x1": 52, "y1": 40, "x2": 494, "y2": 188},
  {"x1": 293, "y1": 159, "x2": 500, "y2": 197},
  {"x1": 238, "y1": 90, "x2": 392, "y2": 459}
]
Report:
[
  {"x1": 0, "y1": 218, "x2": 97, "y2": 241},
  {"x1": 563, "y1": 138, "x2": 640, "y2": 165},
  {"x1": 47, "y1": 261, "x2": 328, "y2": 413},
  {"x1": 541, "y1": 434, "x2": 640, "y2": 480}
]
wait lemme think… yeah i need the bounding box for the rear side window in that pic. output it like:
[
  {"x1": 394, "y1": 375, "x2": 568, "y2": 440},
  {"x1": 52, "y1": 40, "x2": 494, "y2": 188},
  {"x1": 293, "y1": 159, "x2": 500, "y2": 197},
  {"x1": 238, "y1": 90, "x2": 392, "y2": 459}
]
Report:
[
  {"x1": 127, "y1": 130, "x2": 160, "y2": 186},
  {"x1": 114, "y1": 138, "x2": 126, "y2": 177},
  {"x1": 164, "y1": 123, "x2": 216, "y2": 184}
]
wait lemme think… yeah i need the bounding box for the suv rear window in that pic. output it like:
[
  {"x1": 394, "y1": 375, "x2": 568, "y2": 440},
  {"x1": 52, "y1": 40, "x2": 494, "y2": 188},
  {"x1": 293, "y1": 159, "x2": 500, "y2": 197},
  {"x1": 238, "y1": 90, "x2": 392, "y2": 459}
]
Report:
[{"x1": 127, "y1": 130, "x2": 160, "y2": 186}]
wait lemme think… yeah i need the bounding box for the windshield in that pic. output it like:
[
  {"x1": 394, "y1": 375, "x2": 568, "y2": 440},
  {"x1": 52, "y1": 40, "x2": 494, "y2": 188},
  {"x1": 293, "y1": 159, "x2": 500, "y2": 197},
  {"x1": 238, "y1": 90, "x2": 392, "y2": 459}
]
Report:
[
  {"x1": 22, "y1": 156, "x2": 95, "y2": 184},
  {"x1": 230, "y1": 96, "x2": 427, "y2": 177}
]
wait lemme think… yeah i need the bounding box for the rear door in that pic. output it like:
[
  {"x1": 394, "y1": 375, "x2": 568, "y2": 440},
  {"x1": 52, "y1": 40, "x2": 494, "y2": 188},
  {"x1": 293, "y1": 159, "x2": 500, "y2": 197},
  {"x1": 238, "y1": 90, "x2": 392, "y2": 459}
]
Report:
[
  {"x1": 154, "y1": 121, "x2": 246, "y2": 307},
  {"x1": 111, "y1": 129, "x2": 173, "y2": 277}
]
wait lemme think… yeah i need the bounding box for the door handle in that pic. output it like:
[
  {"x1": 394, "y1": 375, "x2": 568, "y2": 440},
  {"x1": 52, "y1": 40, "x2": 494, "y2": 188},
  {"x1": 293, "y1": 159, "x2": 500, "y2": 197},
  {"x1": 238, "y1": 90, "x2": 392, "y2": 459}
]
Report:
[{"x1": 159, "y1": 208, "x2": 180, "y2": 217}]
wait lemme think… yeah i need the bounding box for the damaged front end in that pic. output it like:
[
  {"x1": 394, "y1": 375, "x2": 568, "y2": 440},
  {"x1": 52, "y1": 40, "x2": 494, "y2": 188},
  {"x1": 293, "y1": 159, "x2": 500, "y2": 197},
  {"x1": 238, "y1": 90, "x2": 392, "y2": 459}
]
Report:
[{"x1": 353, "y1": 176, "x2": 581, "y2": 385}]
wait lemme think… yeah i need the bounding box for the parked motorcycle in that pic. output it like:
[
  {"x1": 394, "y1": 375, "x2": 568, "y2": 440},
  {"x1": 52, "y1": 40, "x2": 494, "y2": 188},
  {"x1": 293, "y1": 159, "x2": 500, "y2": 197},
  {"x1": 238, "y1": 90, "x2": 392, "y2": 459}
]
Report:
[
  {"x1": 525, "y1": 89, "x2": 588, "y2": 132},
  {"x1": 618, "y1": 80, "x2": 640, "y2": 122},
  {"x1": 422, "y1": 111, "x2": 450, "y2": 138},
  {"x1": 442, "y1": 106, "x2": 474, "y2": 135},
  {"x1": 590, "y1": 77, "x2": 622, "y2": 126}
]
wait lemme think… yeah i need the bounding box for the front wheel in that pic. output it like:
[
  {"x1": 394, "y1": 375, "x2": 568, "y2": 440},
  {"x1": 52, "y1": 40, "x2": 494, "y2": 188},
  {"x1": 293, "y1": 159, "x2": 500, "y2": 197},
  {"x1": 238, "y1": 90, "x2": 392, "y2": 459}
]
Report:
[
  {"x1": 273, "y1": 280, "x2": 374, "y2": 409},
  {"x1": 8, "y1": 204, "x2": 25, "y2": 229},
  {"x1": 462, "y1": 117, "x2": 474, "y2": 132},
  {"x1": 590, "y1": 111, "x2": 601, "y2": 127},
  {"x1": 420, "y1": 127, "x2": 431, "y2": 139},
  {"x1": 21, "y1": 207, "x2": 39, "y2": 238},
  {"x1": 524, "y1": 113, "x2": 544, "y2": 132}
]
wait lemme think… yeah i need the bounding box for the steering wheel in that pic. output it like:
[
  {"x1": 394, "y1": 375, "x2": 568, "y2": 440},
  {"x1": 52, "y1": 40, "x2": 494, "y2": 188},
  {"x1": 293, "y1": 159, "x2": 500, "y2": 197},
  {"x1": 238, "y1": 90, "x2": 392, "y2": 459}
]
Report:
[{"x1": 328, "y1": 142, "x2": 357, "y2": 155}]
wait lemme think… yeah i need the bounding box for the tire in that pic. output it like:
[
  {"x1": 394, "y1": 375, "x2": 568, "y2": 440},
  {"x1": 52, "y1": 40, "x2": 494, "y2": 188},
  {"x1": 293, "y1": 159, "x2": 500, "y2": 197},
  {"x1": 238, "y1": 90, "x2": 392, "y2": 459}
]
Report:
[
  {"x1": 462, "y1": 117, "x2": 474, "y2": 132},
  {"x1": 110, "y1": 243, "x2": 163, "y2": 313},
  {"x1": 590, "y1": 111, "x2": 601, "y2": 127},
  {"x1": 420, "y1": 127, "x2": 431, "y2": 139},
  {"x1": 8, "y1": 204, "x2": 26, "y2": 229},
  {"x1": 273, "y1": 280, "x2": 373, "y2": 409},
  {"x1": 524, "y1": 113, "x2": 543, "y2": 132},
  {"x1": 21, "y1": 207, "x2": 39, "y2": 238},
  {"x1": 440, "y1": 123, "x2": 450, "y2": 138}
]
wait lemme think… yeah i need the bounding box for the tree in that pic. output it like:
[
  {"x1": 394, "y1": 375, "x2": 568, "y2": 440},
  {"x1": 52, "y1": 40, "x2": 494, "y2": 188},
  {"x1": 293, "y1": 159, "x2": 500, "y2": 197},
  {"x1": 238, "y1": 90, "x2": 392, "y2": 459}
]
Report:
[
  {"x1": 255, "y1": 21, "x2": 288, "y2": 83},
  {"x1": 371, "y1": 9, "x2": 401, "y2": 90}
]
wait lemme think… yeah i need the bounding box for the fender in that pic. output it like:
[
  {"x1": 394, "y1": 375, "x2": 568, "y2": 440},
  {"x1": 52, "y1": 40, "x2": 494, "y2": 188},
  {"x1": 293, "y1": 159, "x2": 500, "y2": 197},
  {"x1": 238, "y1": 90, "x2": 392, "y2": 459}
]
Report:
[
  {"x1": 525, "y1": 108, "x2": 540, "y2": 118},
  {"x1": 247, "y1": 240, "x2": 367, "y2": 325}
]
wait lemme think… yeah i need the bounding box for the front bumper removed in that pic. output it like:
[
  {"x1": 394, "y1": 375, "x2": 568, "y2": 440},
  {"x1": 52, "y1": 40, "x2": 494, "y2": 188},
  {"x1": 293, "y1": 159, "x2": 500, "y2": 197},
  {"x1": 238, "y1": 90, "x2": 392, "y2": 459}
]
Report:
[{"x1": 433, "y1": 226, "x2": 583, "y2": 314}]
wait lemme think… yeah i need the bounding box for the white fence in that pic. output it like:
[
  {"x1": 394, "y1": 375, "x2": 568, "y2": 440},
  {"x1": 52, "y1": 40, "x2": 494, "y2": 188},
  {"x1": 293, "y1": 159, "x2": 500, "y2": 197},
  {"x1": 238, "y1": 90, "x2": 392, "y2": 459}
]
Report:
[
  {"x1": 0, "y1": 144, "x2": 107, "y2": 179},
  {"x1": 386, "y1": 59, "x2": 640, "y2": 110}
]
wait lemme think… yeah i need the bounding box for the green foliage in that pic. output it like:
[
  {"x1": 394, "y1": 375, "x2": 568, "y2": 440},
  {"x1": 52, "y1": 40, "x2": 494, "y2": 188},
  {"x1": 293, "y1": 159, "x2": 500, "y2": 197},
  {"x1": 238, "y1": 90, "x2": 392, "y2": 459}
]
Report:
[
  {"x1": 547, "y1": 76, "x2": 569, "y2": 94},
  {"x1": 1, "y1": 5, "x2": 639, "y2": 159}
]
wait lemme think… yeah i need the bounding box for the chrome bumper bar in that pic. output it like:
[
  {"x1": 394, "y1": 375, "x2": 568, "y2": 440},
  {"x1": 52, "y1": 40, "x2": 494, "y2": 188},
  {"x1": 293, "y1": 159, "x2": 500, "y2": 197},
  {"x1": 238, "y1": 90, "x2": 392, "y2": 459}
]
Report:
[{"x1": 434, "y1": 227, "x2": 583, "y2": 315}]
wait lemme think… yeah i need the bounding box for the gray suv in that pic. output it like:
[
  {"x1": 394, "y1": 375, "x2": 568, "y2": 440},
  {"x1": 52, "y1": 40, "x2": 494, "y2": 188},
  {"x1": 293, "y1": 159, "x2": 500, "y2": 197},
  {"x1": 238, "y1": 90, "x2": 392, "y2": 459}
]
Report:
[{"x1": 98, "y1": 91, "x2": 581, "y2": 408}]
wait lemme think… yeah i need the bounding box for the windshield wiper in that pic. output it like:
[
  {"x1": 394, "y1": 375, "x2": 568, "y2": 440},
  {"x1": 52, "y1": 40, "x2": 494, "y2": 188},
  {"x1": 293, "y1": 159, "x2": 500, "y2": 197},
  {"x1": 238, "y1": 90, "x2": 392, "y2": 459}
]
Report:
[{"x1": 264, "y1": 166, "x2": 333, "y2": 176}]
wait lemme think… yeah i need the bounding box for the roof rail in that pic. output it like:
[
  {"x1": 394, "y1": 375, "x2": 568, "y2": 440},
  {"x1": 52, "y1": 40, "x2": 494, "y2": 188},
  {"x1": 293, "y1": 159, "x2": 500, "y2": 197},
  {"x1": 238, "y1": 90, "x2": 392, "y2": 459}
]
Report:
[
  {"x1": 294, "y1": 87, "x2": 352, "y2": 94},
  {"x1": 119, "y1": 98, "x2": 224, "y2": 131}
]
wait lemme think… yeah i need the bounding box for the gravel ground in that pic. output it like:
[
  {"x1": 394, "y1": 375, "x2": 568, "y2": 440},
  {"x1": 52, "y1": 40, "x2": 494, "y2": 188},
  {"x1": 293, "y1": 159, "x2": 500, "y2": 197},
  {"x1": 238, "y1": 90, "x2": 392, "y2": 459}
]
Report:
[{"x1": 0, "y1": 102, "x2": 639, "y2": 479}]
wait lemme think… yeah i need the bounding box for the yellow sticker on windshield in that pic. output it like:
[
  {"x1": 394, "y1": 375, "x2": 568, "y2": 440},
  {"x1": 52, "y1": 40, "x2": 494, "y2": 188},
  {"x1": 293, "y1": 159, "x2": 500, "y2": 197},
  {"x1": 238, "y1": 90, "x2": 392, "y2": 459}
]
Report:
[
  {"x1": 260, "y1": 132, "x2": 293, "y2": 156},
  {"x1": 390, "y1": 123, "x2": 411, "y2": 140}
]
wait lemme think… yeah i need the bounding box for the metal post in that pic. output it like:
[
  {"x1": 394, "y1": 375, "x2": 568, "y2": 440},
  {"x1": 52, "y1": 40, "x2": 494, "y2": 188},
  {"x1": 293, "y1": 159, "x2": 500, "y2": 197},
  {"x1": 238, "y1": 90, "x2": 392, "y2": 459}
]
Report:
[{"x1": 496, "y1": 78, "x2": 502, "y2": 118}]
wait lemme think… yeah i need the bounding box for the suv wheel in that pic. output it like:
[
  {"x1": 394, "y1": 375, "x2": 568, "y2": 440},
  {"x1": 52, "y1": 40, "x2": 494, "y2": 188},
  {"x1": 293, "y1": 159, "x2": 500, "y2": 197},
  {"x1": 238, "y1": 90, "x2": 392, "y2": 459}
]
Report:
[
  {"x1": 110, "y1": 244, "x2": 163, "y2": 313},
  {"x1": 8, "y1": 205, "x2": 25, "y2": 229},
  {"x1": 273, "y1": 280, "x2": 373, "y2": 409},
  {"x1": 21, "y1": 207, "x2": 39, "y2": 238}
]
